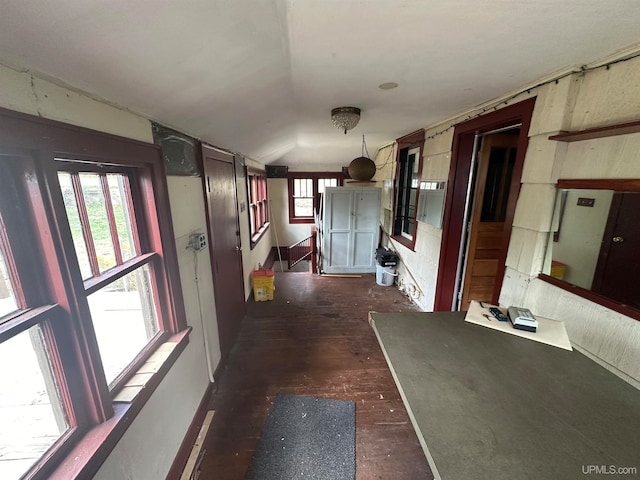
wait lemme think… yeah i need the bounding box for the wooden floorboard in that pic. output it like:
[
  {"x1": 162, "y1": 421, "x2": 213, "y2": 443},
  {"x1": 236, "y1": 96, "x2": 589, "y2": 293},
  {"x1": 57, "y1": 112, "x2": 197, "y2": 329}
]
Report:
[{"x1": 199, "y1": 272, "x2": 433, "y2": 479}]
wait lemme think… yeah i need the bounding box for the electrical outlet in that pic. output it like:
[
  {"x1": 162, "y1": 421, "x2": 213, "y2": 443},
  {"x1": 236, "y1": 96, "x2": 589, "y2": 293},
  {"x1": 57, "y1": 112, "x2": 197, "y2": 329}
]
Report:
[{"x1": 188, "y1": 233, "x2": 207, "y2": 251}]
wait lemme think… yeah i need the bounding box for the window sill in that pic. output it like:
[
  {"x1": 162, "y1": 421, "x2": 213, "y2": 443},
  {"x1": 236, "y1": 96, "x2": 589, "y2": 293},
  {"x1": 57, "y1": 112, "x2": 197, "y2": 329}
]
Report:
[
  {"x1": 537, "y1": 274, "x2": 640, "y2": 322},
  {"x1": 289, "y1": 217, "x2": 314, "y2": 224},
  {"x1": 392, "y1": 234, "x2": 416, "y2": 251},
  {"x1": 48, "y1": 327, "x2": 192, "y2": 480},
  {"x1": 250, "y1": 223, "x2": 270, "y2": 250}
]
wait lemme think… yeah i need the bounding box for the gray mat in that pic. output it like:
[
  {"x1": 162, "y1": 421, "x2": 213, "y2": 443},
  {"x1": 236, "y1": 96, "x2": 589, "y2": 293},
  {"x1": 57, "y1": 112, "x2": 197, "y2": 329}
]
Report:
[{"x1": 246, "y1": 394, "x2": 355, "y2": 480}]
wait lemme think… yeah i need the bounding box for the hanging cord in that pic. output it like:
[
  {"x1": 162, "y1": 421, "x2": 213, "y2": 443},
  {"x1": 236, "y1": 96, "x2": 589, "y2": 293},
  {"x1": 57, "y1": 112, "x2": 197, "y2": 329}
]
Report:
[
  {"x1": 375, "y1": 143, "x2": 396, "y2": 171},
  {"x1": 191, "y1": 246, "x2": 215, "y2": 383},
  {"x1": 268, "y1": 199, "x2": 285, "y2": 272},
  {"x1": 362, "y1": 134, "x2": 372, "y2": 159}
]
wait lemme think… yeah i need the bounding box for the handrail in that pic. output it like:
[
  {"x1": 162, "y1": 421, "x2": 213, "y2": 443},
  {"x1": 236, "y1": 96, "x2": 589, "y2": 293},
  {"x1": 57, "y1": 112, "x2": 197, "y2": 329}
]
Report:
[{"x1": 288, "y1": 234, "x2": 314, "y2": 270}]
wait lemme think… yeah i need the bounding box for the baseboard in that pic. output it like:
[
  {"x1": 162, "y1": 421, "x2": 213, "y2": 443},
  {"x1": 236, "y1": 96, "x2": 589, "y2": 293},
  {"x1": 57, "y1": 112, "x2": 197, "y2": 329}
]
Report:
[
  {"x1": 263, "y1": 247, "x2": 278, "y2": 269},
  {"x1": 263, "y1": 247, "x2": 289, "y2": 269},
  {"x1": 165, "y1": 382, "x2": 215, "y2": 480},
  {"x1": 212, "y1": 359, "x2": 225, "y2": 384}
]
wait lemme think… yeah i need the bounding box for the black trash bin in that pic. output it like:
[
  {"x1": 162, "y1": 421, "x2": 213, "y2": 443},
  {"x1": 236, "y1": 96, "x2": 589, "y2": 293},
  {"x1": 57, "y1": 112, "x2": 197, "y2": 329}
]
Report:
[{"x1": 375, "y1": 248, "x2": 398, "y2": 286}]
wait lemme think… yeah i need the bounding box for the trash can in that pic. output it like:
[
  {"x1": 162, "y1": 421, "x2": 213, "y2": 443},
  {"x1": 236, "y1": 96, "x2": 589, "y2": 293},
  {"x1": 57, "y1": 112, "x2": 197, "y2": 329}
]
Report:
[
  {"x1": 251, "y1": 269, "x2": 275, "y2": 301},
  {"x1": 375, "y1": 248, "x2": 398, "y2": 286}
]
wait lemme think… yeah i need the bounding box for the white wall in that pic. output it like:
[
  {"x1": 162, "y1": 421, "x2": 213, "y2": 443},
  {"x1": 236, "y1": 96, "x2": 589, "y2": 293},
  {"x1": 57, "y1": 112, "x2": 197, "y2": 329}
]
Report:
[
  {"x1": 374, "y1": 143, "x2": 451, "y2": 310},
  {"x1": 502, "y1": 55, "x2": 640, "y2": 388},
  {"x1": 0, "y1": 63, "x2": 213, "y2": 478},
  {"x1": 267, "y1": 163, "x2": 346, "y2": 253},
  {"x1": 373, "y1": 52, "x2": 640, "y2": 387},
  {"x1": 267, "y1": 178, "x2": 312, "y2": 249},
  {"x1": 165, "y1": 177, "x2": 221, "y2": 380},
  {"x1": 550, "y1": 189, "x2": 613, "y2": 289}
]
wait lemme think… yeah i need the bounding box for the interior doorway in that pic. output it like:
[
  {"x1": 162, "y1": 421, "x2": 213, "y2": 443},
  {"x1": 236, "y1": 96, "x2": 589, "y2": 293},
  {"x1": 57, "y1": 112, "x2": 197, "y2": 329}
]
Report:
[
  {"x1": 458, "y1": 130, "x2": 519, "y2": 310},
  {"x1": 434, "y1": 98, "x2": 536, "y2": 311}
]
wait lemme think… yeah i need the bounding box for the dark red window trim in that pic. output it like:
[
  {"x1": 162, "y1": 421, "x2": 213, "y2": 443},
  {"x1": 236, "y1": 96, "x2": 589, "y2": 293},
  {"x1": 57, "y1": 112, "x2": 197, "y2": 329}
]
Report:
[
  {"x1": 47, "y1": 329, "x2": 191, "y2": 480},
  {"x1": 246, "y1": 166, "x2": 270, "y2": 248},
  {"x1": 287, "y1": 172, "x2": 344, "y2": 224},
  {"x1": 392, "y1": 129, "x2": 425, "y2": 250},
  {"x1": 537, "y1": 177, "x2": 640, "y2": 322},
  {"x1": 538, "y1": 274, "x2": 640, "y2": 321},
  {"x1": 0, "y1": 106, "x2": 189, "y2": 480}
]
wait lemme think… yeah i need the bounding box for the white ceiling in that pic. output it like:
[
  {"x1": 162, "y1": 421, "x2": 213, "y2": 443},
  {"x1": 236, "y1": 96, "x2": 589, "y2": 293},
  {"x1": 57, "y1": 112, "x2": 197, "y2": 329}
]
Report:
[{"x1": 1, "y1": 1, "x2": 639, "y2": 166}]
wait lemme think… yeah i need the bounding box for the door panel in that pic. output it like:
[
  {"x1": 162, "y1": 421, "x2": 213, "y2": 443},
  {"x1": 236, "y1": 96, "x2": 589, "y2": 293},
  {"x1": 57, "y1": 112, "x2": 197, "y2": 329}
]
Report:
[
  {"x1": 329, "y1": 191, "x2": 352, "y2": 230},
  {"x1": 472, "y1": 259, "x2": 499, "y2": 277},
  {"x1": 328, "y1": 232, "x2": 350, "y2": 267},
  {"x1": 592, "y1": 192, "x2": 640, "y2": 309},
  {"x1": 353, "y1": 231, "x2": 375, "y2": 266},
  {"x1": 460, "y1": 134, "x2": 518, "y2": 310},
  {"x1": 202, "y1": 146, "x2": 245, "y2": 361}
]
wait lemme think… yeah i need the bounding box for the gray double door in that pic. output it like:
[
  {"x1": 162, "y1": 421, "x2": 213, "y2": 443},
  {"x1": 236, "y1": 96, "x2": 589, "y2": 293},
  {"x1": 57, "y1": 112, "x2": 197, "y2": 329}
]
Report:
[{"x1": 322, "y1": 187, "x2": 380, "y2": 274}]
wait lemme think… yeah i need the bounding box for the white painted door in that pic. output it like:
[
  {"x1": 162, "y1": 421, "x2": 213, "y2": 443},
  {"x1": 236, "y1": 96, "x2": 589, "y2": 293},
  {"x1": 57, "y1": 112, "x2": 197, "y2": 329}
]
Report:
[{"x1": 323, "y1": 187, "x2": 380, "y2": 273}]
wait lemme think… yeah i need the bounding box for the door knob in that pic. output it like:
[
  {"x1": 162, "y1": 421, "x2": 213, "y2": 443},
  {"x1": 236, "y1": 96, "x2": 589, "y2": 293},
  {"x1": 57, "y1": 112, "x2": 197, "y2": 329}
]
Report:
[
  {"x1": 612, "y1": 236, "x2": 624, "y2": 243},
  {"x1": 235, "y1": 245, "x2": 241, "y2": 251}
]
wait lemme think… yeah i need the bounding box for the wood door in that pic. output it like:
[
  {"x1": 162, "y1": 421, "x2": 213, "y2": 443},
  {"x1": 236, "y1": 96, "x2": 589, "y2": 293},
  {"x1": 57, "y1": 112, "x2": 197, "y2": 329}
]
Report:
[
  {"x1": 202, "y1": 146, "x2": 245, "y2": 360},
  {"x1": 460, "y1": 134, "x2": 519, "y2": 310},
  {"x1": 592, "y1": 192, "x2": 640, "y2": 309}
]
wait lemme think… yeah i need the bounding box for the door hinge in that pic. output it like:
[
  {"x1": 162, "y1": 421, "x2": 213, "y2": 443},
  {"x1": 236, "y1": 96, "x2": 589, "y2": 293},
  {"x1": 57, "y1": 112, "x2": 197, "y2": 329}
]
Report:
[{"x1": 207, "y1": 176, "x2": 211, "y2": 193}]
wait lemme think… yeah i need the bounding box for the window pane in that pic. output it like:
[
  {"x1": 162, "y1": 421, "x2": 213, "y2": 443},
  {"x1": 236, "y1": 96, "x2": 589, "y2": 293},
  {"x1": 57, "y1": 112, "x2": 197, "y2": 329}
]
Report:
[
  {"x1": 57, "y1": 173, "x2": 92, "y2": 280},
  {"x1": 0, "y1": 247, "x2": 18, "y2": 318},
  {"x1": 80, "y1": 174, "x2": 116, "y2": 273},
  {"x1": 250, "y1": 176, "x2": 258, "y2": 203},
  {"x1": 396, "y1": 148, "x2": 421, "y2": 240},
  {"x1": 250, "y1": 205, "x2": 256, "y2": 235},
  {"x1": 294, "y1": 198, "x2": 313, "y2": 217},
  {"x1": 107, "y1": 174, "x2": 137, "y2": 261},
  {"x1": 294, "y1": 178, "x2": 312, "y2": 198},
  {"x1": 318, "y1": 178, "x2": 337, "y2": 193},
  {"x1": 87, "y1": 264, "x2": 159, "y2": 385},
  {"x1": 0, "y1": 324, "x2": 70, "y2": 480}
]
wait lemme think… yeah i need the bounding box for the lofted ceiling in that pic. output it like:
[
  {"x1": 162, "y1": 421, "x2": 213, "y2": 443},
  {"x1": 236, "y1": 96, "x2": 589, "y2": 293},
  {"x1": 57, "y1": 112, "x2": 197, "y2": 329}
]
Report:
[{"x1": 0, "y1": 1, "x2": 639, "y2": 166}]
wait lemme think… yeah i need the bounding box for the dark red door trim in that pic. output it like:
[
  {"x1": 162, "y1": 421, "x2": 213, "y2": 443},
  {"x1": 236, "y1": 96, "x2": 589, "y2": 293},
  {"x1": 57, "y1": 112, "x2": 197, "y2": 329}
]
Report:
[{"x1": 434, "y1": 98, "x2": 536, "y2": 311}]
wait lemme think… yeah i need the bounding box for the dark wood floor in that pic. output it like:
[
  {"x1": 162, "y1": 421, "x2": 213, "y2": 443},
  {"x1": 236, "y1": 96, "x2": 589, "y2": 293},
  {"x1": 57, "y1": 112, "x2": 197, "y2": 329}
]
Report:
[{"x1": 199, "y1": 271, "x2": 433, "y2": 479}]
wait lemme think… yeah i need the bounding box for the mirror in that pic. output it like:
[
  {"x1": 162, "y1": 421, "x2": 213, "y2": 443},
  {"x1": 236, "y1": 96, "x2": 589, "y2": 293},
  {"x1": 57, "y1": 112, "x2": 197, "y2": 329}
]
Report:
[
  {"x1": 417, "y1": 181, "x2": 446, "y2": 228},
  {"x1": 543, "y1": 180, "x2": 640, "y2": 311}
]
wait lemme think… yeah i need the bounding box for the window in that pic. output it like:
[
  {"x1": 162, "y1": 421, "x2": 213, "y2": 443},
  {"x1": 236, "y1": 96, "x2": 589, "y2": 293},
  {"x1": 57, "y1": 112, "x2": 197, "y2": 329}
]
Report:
[
  {"x1": 288, "y1": 173, "x2": 343, "y2": 223},
  {"x1": 56, "y1": 169, "x2": 161, "y2": 386},
  {"x1": 246, "y1": 168, "x2": 269, "y2": 247},
  {"x1": 392, "y1": 130, "x2": 425, "y2": 249},
  {"x1": 0, "y1": 110, "x2": 188, "y2": 480}
]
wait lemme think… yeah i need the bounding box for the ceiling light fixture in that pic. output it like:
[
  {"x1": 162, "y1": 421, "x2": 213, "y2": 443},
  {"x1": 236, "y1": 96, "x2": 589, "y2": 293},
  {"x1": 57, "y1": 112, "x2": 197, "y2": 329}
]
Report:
[
  {"x1": 378, "y1": 82, "x2": 398, "y2": 90},
  {"x1": 331, "y1": 106, "x2": 361, "y2": 134}
]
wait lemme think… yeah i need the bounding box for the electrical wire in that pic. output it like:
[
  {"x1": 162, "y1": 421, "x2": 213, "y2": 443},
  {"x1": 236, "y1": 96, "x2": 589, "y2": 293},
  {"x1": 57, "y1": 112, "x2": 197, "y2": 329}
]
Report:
[
  {"x1": 268, "y1": 199, "x2": 285, "y2": 272},
  {"x1": 422, "y1": 49, "x2": 640, "y2": 142},
  {"x1": 375, "y1": 143, "x2": 396, "y2": 171},
  {"x1": 191, "y1": 245, "x2": 215, "y2": 383}
]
